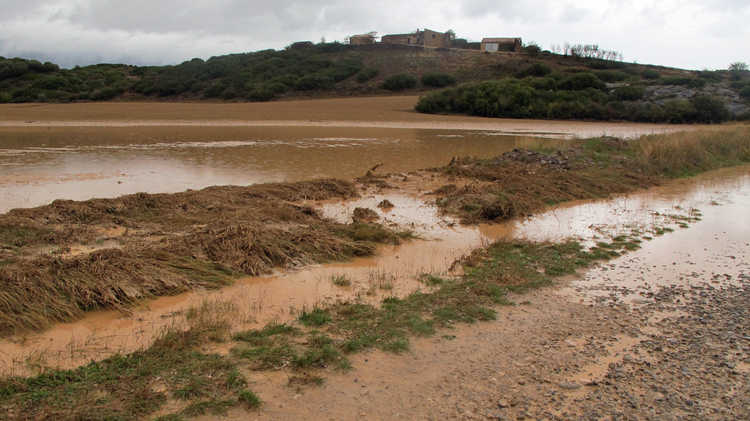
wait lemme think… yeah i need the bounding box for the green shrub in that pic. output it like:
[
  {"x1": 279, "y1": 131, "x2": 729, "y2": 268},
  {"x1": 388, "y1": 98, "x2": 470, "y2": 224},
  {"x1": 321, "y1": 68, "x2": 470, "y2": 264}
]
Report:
[
  {"x1": 296, "y1": 74, "x2": 334, "y2": 90},
  {"x1": 641, "y1": 69, "x2": 661, "y2": 80},
  {"x1": 698, "y1": 70, "x2": 722, "y2": 81},
  {"x1": 662, "y1": 77, "x2": 707, "y2": 89},
  {"x1": 595, "y1": 70, "x2": 629, "y2": 83},
  {"x1": 522, "y1": 44, "x2": 541, "y2": 56},
  {"x1": 382, "y1": 74, "x2": 417, "y2": 91},
  {"x1": 356, "y1": 68, "x2": 379, "y2": 83},
  {"x1": 558, "y1": 72, "x2": 606, "y2": 90},
  {"x1": 739, "y1": 86, "x2": 750, "y2": 100},
  {"x1": 89, "y1": 87, "x2": 123, "y2": 101},
  {"x1": 690, "y1": 95, "x2": 730, "y2": 123},
  {"x1": 517, "y1": 63, "x2": 551, "y2": 78},
  {"x1": 613, "y1": 85, "x2": 645, "y2": 101},
  {"x1": 414, "y1": 77, "x2": 730, "y2": 124},
  {"x1": 421, "y1": 73, "x2": 456, "y2": 87}
]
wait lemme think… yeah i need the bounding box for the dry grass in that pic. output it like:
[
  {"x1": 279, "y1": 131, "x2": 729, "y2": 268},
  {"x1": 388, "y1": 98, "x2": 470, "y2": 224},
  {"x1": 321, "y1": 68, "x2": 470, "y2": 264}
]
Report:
[
  {"x1": 634, "y1": 126, "x2": 750, "y2": 177},
  {"x1": 433, "y1": 127, "x2": 750, "y2": 223},
  {"x1": 0, "y1": 179, "x2": 412, "y2": 335}
]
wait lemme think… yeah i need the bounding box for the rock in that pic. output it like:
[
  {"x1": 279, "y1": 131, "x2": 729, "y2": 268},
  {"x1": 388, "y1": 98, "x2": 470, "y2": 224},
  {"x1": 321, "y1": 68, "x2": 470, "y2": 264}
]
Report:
[
  {"x1": 377, "y1": 199, "x2": 395, "y2": 209},
  {"x1": 559, "y1": 382, "x2": 582, "y2": 390}
]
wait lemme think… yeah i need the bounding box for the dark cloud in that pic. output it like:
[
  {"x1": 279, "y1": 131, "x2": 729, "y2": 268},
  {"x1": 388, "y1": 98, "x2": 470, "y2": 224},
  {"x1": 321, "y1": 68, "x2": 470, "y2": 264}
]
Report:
[{"x1": 0, "y1": 0, "x2": 746, "y2": 70}]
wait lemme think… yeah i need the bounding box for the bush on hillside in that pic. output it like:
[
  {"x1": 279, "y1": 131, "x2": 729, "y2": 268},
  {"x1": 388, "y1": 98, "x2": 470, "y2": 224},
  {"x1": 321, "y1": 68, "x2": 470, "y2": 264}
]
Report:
[
  {"x1": 690, "y1": 95, "x2": 730, "y2": 123},
  {"x1": 421, "y1": 73, "x2": 456, "y2": 87},
  {"x1": 382, "y1": 74, "x2": 417, "y2": 91},
  {"x1": 594, "y1": 70, "x2": 629, "y2": 83},
  {"x1": 414, "y1": 77, "x2": 732, "y2": 124},
  {"x1": 356, "y1": 68, "x2": 379, "y2": 83},
  {"x1": 517, "y1": 63, "x2": 551, "y2": 78},
  {"x1": 641, "y1": 69, "x2": 661, "y2": 80},
  {"x1": 662, "y1": 77, "x2": 707, "y2": 89},
  {"x1": 739, "y1": 86, "x2": 750, "y2": 100},
  {"x1": 613, "y1": 85, "x2": 645, "y2": 101},
  {"x1": 558, "y1": 72, "x2": 606, "y2": 90}
]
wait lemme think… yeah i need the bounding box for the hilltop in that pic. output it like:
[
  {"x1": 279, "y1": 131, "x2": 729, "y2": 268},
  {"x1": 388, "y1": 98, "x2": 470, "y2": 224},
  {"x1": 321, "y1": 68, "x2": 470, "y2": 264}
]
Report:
[{"x1": 1, "y1": 42, "x2": 748, "y2": 122}]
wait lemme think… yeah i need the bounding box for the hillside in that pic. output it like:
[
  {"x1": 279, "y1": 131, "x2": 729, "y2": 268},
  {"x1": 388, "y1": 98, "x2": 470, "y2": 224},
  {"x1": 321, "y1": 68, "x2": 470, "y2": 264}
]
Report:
[{"x1": 1, "y1": 42, "x2": 748, "y2": 122}]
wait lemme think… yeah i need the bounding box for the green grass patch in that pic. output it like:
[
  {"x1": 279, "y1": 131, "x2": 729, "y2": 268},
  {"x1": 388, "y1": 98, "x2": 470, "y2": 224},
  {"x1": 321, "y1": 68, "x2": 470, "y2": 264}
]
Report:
[{"x1": 299, "y1": 308, "x2": 332, "y2": 327}]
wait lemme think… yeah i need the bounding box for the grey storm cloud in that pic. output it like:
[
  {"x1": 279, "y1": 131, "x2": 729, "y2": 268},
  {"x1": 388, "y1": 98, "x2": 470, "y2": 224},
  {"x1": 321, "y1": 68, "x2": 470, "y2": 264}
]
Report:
[{"x1": 0, "y1": 0, "x2": 747, "y2": 70}]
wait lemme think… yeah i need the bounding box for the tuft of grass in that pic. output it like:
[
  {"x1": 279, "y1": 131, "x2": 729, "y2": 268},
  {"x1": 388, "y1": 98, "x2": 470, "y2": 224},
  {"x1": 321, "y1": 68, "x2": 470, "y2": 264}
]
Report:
[
  {"x1": 331, "y1": 274, "x2": 352, "y2": 287},
  {"x1": 299, "y1": 308, "x2": 332, "y2": 327},
  {"x1": 182, "y1": 399, "x2": 234, "y2": 417},
  {"x1": 238, "y1": 390, "x2": 262, "y2": 409}
]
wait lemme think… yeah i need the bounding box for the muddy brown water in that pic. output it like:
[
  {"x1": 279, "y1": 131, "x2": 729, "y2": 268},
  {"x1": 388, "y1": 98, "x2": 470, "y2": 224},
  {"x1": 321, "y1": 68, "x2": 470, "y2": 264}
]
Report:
[
  {"x1": 0, "y1": 97, "x2": 687, "y2": 213},
  {"x1": 1, "y1": 165, "x2": 747, "y2": 377},
  {"x1": 0, "y1": 126, "x2": 573, "y2": 212}
]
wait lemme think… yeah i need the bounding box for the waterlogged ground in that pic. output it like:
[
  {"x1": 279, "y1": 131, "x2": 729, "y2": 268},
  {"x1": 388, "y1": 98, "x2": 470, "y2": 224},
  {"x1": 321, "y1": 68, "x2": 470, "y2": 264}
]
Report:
[
  {"x1": 1, "y1": 165, "x2": 747, "y2": 384},
  {"x1": 0, "y1": 96, "x2": 686, "y2": 213}
]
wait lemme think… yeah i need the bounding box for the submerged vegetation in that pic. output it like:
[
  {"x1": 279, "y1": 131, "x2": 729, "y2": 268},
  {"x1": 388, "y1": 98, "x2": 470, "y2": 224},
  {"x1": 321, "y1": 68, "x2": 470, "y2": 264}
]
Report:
[{"x1": 0, "y1": 179, "x2": 412, "y2": 334}]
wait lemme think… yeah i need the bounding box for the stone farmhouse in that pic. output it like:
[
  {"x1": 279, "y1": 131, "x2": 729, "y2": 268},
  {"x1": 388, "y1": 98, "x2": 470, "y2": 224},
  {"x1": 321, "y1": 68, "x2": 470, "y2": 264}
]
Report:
[
  {"x1": 381, "y1": 29, "x2": 453, "y2": 48},
  {"x1": 348, "y1": 32, "x2": 377, "y2": 45}
]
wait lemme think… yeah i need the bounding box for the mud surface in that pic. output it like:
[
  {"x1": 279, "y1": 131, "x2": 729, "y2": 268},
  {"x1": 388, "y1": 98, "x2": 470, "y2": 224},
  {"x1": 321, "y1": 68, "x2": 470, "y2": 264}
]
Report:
[
  {"x1": 222, "y1": 166, "x2": 750, "y2": 421},
  {"x1": 0, "y1": 97, "x2": 687, "y2": 135}
]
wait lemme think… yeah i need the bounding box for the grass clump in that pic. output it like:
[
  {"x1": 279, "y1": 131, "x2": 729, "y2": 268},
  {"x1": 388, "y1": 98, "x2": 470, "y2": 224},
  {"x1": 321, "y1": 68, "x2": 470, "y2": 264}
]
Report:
[
  {"x1": 299, "y1": 308, "x2": 332, "y2": 327},
  {"x1": 331, "y1": 274, "x2": 352, "y2": 287},
  {"x1": 238, "y1": 389, "x2": 262, "y2": 409}
]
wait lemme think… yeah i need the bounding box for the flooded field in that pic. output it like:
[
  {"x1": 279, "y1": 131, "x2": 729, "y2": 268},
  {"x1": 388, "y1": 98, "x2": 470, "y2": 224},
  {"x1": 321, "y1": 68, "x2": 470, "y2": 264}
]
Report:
[
  {"x1": 0, "y1": 126, "x2": 569, "y2": 212},
  {"x1": 0, "y1": 97, "x2": 688, "y2": 212},
  {"x1": 1, "y1": 164, "x2": 747, "y2": 377}
]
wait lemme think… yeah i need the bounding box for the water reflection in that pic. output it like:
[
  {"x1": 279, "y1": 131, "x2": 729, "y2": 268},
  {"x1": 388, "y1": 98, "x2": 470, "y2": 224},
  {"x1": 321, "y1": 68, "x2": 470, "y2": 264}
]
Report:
[{"x1": 0, "y1": 126, "x2": 569, "y2": 212}]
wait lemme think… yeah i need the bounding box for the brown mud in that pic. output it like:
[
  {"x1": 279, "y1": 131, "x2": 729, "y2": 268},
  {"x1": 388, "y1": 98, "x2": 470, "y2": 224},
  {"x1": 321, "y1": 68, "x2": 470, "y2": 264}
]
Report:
[{"x1": 0, "y1": 97, "x2": 690, "y2": 136}]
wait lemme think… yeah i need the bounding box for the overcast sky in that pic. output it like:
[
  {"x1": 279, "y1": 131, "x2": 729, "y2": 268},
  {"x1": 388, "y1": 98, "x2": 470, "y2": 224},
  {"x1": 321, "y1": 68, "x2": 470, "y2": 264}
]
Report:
[{"x1": 0, "y1": 0, "x2": 747, "y2": 70}]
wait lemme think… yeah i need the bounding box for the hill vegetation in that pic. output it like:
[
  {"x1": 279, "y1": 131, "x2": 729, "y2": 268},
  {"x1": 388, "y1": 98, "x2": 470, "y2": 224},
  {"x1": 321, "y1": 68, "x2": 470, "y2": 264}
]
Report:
[{"x1": 1, "y1": 42, "x2": 748, "y2": 122}]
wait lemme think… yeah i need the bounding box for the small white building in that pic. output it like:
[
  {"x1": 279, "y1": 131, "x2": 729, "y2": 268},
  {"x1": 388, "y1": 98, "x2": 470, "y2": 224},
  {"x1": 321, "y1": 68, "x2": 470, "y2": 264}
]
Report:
[{"x1": 481, "y1": 38, "x2": 522, "y2": 53}]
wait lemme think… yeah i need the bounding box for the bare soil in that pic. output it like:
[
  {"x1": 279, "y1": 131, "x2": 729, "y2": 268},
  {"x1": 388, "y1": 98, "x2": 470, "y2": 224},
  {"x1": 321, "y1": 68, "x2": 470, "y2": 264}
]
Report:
[{"x1": 0, "y1": 97, "x2": 687, "y2": 137}]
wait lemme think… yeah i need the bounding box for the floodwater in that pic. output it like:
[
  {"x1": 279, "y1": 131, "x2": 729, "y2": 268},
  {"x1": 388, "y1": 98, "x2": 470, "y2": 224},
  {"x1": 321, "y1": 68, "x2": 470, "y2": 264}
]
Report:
[
  {"x1": 1, "y1": 165, "x2": 748, "y2": 376},
  {"x1": 0, "y1": 96, "x2": 688, "y2": 214},
  {"x1": 0, "y1": 126, "x2": 575, "y2": 212}
]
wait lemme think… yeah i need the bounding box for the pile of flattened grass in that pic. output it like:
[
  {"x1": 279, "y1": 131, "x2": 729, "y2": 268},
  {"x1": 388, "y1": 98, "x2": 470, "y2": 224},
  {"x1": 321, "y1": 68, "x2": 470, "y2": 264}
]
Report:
[
  {"x1": 0, "y1": 179, "x2": 410, "y2": 334},
  {"x1": 432, "y1": 127, "x2": 750, "y2": 223}
]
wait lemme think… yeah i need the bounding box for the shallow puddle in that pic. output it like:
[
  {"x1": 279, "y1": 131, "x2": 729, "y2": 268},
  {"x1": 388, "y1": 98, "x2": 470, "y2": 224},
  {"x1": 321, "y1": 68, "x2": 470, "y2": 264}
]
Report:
[
  {"x1": 554, "y1": 166, "x2": 750, "y2": 304},
  {"x1": 0, "y1": 165, "x2": 748, "y2": 376}
]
